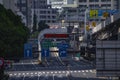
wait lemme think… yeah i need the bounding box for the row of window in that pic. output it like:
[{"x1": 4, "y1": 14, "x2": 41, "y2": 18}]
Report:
[
  {"x1": 79, "y1": 0, "x2": 111, "y2": 2},
  {"x1": 39, "y1": 16, "x2": 56, "y2": 19},
  {"x1": 38, "y1": 20, "x2": 56, "y2": 23},
  {"x1": 34, "y1": 10, "x2": 56, "y2": 14},
  {"x1": 79, "y1": 4, "x2": 111, "y2": 8}
]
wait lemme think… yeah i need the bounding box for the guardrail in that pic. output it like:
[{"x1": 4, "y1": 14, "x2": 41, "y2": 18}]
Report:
[{"x1": 92, "y1": 13, "x2": 120, "y2": 34}]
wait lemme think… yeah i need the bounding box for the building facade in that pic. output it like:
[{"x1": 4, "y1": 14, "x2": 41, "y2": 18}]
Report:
[
  {"x1": 30, "y1": 0, "x2": 57, "y2": 28},
  {"x1": 16, "y1": 0, "x2": 58, "y2": 30},
  {"x1": 58, "y1": 0, "x2": 119, "y2": 27}
]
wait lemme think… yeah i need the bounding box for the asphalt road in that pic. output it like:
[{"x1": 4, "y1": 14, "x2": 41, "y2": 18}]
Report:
[{"x1": 6, "y1": 58, "x2": 108, "y2": 80}]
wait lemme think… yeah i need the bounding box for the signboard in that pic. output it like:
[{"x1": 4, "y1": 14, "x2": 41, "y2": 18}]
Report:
[
  {"x1": 59, "y1": 49, "x2": 67, "y2": 57},
  {"x1": 89, "y1": 9, "x2": 119, "y2": 18},
  {"x1": 89, "y1": 10, "x2": 98, "y2": 18},
  {"x1": 41, "y1": 49, "x2": 49, "y2": 57},
  {"x1": 44, "y1": 34, "x2": 69, "y2": 38},
  {"x1": 24, "y1": 43, "x2": 32, "y2": 58},
  {"x1": 57, "y1": 43, "x2": 69, "y2": 49}
]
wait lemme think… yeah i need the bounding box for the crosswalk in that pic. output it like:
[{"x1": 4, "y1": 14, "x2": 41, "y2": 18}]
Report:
[
  {"x1": 8, "y1": 64, "x2": 94, "y2": 71},
  {"x1": 8, "y1": 70, "x2": 96, "y2": 77}
]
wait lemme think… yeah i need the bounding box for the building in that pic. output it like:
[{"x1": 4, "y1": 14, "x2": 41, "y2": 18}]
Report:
[
  {"x1": 16, "y1": 0, "x2": 58, "y2": 30},
  {"x1": 30, "y1": 0, "x2": 58, "y2": 28},
  {"x1": 0, "y1": 0, "x2": 3, "y2": 4},
  {"x1": 2, "y1": 0, "x2": 17, "y2": 13},
  {"x1": 47, "y1": 0, "x2": 76, "y2": 9},
  {"x1": 58, "y1": 0, "x2": 119, "y2": 27}
]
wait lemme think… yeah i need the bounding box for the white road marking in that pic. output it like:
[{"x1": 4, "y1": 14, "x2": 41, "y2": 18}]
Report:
[
  {"x1": 55, "y1": 71, "x2": 57, "y2": 73},
  {"x1": 58, "y1": 71, "x2": 61, "y2": 73},
  {"x1": 82, "y1": 70, "x2": 85, "y2": 72},
  {"x1": 74, "y1": 70, "x2": 77, "y2": 73},
  {"x1": 26, "y1": 73, "x2": 29, "y2": 75},
  {"x1": 62, "y1": 71, "x2": 65, "y2": 73},
  {"x1": 10, "y1": 74, "x2": 12, "y2": 76},
  {"x1": 70, "y1": 71, "x2": 73, "y2": 73},
  {"x1": 14, "y1": 73, "x2": 17, "y2": 76},
  {"x1": 35, "y1": 72, "x2": 37, "y2": 75},
  {"x1": 90, "y1": 70, "x2": 93, "y2": 72},
  {"x1": 18, "y1": 73, "x2": 21, "y2": 76},
  {"x1": 86, "y1": 70, "x2": 89, "y2": 72},
  {"x1": 51, "y1": 72, "x2": 53, "y2": 74},
  {"x1": 43, "y1": 72, "x2": 45, "y2": 74},
  {"x1": 22, "y1": 73, "x2": 25, "y2": 75},
  {"x1": 47, "y1": 72, "x2": 49, "y2": 74},
  {"x1": 30, "y1": 73, "x2": 33, "y2": 75},
  {"x1": 78, "y1": 70, "x2": 81, "y2": 72}
]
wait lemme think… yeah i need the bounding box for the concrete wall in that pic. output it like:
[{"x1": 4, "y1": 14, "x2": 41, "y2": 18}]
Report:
[{"x1": 96, "y1": 40, "x2": 120, "y2": 77}]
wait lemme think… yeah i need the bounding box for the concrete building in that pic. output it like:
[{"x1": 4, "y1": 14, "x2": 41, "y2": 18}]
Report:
[
  {"x1": 0, "y1": 0, "x2": 3, "y2": 4},
  {"x1": 58, "y1": 0, "x2": 119, "y2": 27},
  {"x1": 2, "y1": 0, "x2": 17, "y2": 13},
  {"x1": 47, "y1": 0, "x2": 76, "y2": 9},
  {"x1": 30, "y1": 0, "x2": 58, "y2": 28},
  {"x1": 16, "y1": 0, "x2": 32, "y2": 27}
]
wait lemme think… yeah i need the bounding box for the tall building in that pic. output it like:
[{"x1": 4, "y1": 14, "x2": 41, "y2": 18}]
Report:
[
  {"x1": 30, "y1": 0, "x2": 57, "y2": 28},
  {"x1": 2, "y1": 0, "x2": 17, "y2": 13},
  {"x1": 58, "y1": 0, "x2": 119, "y2": 27},
  {"x1": 16, "y1": 0, "x2": 32, "y2": 27},
  {"x1": 0, "y1": 0, "x2": 3, "y2": 4},
  {"x1": 16, "y1": 0, "x2": 58, "y2": 30},
  {"x1": 48, "y1": 0, "x2": 76, "y2": 9}
]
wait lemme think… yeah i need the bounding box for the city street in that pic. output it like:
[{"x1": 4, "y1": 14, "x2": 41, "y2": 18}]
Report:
[{"x1": 6, "y1": 58, "x2": 107, "y2": 80}]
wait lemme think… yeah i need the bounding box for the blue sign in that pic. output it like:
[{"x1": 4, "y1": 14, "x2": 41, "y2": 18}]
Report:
[
  {"x1": 24, "y1": 43, "x2": 32, "y2": 58},
  {"x1": 41, "y1": 49, "x2": 49, "y2": 57},
  {"x1": 98, "y1": 9, "x2": 119, "y2": 16},
  {"x1": 59, "y1": 49, "x2": 67, "y2": 57},
  {"x1": 57, "y1": 43, "x2": 69, "y2": 49}
]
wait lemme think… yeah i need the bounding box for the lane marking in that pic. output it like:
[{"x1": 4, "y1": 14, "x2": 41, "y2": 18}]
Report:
[
  {"x1": 78, "y1": 70, "x2": 81, "y2": 72},
  {"x1": 86, "y1": 70, "x2": 89, "y2": 72},
  {"x1": 58, "y1": 71, "x2": 61, "y2": 73},
  {"x1": 82, "y1": 70, "x2": 85, "y2": 72},
  {"x1": 74, "y1": 70, "x2": 77, "y2": 73}
]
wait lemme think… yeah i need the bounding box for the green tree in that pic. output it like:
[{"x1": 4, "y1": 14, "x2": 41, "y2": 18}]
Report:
[
  {"x1": 0, "y1": 4, "x2": 29, "y2": 59},
  {"x1": 38, "y1": 21, "x2": 49, "y2": 32}
]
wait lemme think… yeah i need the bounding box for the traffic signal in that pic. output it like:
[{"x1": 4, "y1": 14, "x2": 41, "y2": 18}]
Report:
[
  {"x1": 86, "y1": 25, "x2": 90, "y2": 31},
  {"x1": 103, "y1": 12, "x2": 109, "y2": 18},
  {"x1": 92, "y1": 21, "x2": 96, "y2": 27}
]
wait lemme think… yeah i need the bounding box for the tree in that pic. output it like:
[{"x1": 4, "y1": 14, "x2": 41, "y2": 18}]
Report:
[
  {"x1": 0, "y1": 4, "x2": 30, "y2": 59},
  {"x1": 38, "y1": 21, "x2": 49, "y2": 32}
]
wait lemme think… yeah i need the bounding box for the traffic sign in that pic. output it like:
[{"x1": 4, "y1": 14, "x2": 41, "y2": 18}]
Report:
[
  {"x1": 41, "y1": 49, "x2": 49, "y2": 57},
  {"x1": 0, "y1": 58, "x2": 4, "y2": 67},
  {"x1": 57, "y1": 43, "x2": 69, "y2": 49},
  {"x1": 59, "y1": 49, "x2": 67, "y2": 57},
  {"x1": 24, "y1": 43, "x2": 32, "y2": 58},
  {"x1": 92, "y1": 21, "x2": 96, "y2": 27}
]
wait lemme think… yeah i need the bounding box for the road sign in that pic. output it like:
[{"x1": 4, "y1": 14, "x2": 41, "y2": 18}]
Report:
[
  {"x1": 0, "y1": 58, "x2": 4, "y2": 67},
  {"x1": 41, "y1": 49, "x2": 49, "y2": 57},
  {"x1": 59, "y1": 49, "x2": 67, "y2": 57},
  {"x1": 92, "y1": 21, "x2": 96, "y2": 27},
  {"x1": 57, "y1": 43, "x2": 69, "y2": 49},
  {"x1": 24, "y1": 43, "x2": 32, "y2": 58},
  {"x1": 44, "y1": 34, "x2": 69, "y2": 38}
]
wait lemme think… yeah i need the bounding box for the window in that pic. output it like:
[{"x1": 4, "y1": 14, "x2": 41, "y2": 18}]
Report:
[
  {"x1": 89, "y1": 0, "x2": 99, "y2": 2},
  {"x1": 79, "y1": 0, "x2": 87, "y2": 2},
  {"x1": 21, "y1": 0, "x2": 26, "y2": 3}
]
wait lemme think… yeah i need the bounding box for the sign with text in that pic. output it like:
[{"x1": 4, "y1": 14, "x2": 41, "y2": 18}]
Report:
[
  {"x1": 24, "y1": 43, "x2": 32, "y2": 58},
  {"x1": 41, "y1": 49, "x2": 49, "y2": 57}
]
